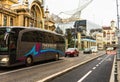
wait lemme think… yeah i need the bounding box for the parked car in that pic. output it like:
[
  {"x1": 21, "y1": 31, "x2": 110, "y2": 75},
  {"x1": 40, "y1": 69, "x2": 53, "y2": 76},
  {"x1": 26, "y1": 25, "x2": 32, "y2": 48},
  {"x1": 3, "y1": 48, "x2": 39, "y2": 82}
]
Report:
[
  {"x1": 90, "y1": 46, "x2": 98, "y2": 53},
  {"x1": 65, "y1": 48, "x2": 79, "y2": 57},
  {"x1": 83, "y1": 48, "x2": 92, "y2": 54},
  {"x1": 91, "y1": 48, "x2": 98, "y2": 53}
]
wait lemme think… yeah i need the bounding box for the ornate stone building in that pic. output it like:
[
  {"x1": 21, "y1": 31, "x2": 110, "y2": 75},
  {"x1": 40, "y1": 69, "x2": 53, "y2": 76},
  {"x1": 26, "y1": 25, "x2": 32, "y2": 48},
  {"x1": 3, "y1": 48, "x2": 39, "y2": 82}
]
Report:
[
  {"x1": 44, "y1": 8, "x2": 55, "y2": 31},
  {"x1": 0, "y1": 0, "x2": 55, "y2": 31}
]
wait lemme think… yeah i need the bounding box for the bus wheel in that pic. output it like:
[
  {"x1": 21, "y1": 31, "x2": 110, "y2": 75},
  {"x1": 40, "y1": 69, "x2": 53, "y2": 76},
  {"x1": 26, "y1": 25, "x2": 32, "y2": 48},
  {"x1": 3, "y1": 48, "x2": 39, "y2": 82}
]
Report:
[
  {"x1": 55, "y1": 54, "x2": 59, "y2": 61},
  {"x1": 25, "y1": 56, "x2": 33, "y2": 66}
]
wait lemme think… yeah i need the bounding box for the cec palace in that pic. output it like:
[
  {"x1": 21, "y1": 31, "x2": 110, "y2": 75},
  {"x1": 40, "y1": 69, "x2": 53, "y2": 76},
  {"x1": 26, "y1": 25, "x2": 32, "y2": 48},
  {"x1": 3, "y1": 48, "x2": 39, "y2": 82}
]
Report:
[{"x1": 0, "y1": 0, "x2": 55, "y2": 31}]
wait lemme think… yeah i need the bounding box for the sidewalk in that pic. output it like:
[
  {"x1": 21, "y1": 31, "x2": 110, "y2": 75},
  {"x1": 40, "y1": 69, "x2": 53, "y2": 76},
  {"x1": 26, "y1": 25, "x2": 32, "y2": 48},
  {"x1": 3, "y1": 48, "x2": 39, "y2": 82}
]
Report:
[{"x1": 117, "y1": 61, "x2": 120, "y2": 82}]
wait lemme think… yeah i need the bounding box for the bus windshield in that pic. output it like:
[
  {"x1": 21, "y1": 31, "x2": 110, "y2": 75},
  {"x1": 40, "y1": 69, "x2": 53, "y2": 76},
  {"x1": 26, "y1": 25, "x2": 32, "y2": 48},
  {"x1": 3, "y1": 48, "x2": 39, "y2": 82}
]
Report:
[{"x1": 0, "y1": 28, "x2": 10, "y2": 53}]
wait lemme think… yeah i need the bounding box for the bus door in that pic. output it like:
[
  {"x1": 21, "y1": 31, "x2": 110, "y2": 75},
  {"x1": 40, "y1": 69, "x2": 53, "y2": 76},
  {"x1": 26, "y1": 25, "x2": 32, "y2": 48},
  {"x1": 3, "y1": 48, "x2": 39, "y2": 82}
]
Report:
[{"x1": 9, "y1": 33, "x2": 17, "y2": 64}]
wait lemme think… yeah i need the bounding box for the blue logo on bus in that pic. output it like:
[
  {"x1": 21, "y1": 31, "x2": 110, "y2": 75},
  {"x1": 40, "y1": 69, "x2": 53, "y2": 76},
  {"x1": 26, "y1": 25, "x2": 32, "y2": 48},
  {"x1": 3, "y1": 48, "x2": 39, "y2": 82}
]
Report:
[{"x1": 25, "y1": 43, "x2": 64, "y2": 56}]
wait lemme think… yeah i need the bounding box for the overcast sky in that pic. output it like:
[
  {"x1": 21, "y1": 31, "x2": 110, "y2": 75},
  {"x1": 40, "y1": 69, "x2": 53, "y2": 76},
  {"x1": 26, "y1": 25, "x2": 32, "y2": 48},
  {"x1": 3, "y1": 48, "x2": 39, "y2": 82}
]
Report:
[
  {"x1": 26, "y1": 0, "x2": 119, "y2": 26},
  {"x1": 44, "y1": 0, "x2": 118, "y2": 26}
]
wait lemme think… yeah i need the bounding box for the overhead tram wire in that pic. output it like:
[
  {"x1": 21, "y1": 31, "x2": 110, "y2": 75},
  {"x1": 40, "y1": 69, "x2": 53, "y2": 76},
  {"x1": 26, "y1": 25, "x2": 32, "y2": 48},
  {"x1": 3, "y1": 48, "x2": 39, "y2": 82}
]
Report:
[{"x1": 57, "y1": 0, "x2": 93, "y2": 21}]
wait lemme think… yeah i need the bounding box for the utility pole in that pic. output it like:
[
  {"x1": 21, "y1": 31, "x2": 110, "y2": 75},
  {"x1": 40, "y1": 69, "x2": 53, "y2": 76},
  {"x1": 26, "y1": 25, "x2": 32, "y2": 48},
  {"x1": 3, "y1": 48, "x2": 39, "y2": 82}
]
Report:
[
  {"x1": 116, "y1": 0, "x2": 120, "y2": 60},
  {"x1": 116, "y1": 0, "x2": 119, "y2": 30}
]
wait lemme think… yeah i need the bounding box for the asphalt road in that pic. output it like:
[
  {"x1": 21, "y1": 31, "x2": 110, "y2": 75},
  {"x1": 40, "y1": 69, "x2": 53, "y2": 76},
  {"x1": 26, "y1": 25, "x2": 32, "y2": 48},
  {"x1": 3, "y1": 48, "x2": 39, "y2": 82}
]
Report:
[
  {"x1": 0, "y1": 51, "x2": 104, "y2": 82},
  {"x1": 49, "y1": 55, "x2": 114, "y2": 82}
]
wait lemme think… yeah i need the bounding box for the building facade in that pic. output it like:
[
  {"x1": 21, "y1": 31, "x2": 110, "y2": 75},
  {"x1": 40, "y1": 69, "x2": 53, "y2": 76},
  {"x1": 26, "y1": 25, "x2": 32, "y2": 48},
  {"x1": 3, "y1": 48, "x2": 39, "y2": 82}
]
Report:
[
  {"x1": 0, "y1": 0, "x2": 55, "y2": 31},
  {"x1": 63, "y1": 20, "x2": 99, "y2": 50},
  {"x1": 44, "y1": 8, "x2": 55, "y2": 31},
  {"x1": 96, "y1": 33, "x2": 104, "y2": 50},
  {"x1": 102, "y1": 21, "x2": 118, "y2": 49}
]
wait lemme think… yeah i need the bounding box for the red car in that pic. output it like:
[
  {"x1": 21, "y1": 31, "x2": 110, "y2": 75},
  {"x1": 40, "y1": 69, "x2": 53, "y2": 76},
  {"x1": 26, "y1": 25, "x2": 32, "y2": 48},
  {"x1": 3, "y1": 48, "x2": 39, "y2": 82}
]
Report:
[{"x1": 65, "y1": 48, "x2": 79, "y2": 57}]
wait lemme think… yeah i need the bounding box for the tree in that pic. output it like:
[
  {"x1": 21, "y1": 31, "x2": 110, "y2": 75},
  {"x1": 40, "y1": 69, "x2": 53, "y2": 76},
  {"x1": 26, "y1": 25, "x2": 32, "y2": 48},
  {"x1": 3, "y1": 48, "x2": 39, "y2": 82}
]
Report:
[{"x1": 66, "y1": 29, "x2": 74, "y2": 48}]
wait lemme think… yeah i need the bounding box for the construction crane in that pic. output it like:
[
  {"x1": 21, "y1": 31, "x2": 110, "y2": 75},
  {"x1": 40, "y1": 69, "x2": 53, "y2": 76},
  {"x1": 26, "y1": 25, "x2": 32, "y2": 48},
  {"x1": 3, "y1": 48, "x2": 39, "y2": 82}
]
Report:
[{"x1": 55, "y1": 0, "x2": 93, "y2": 23}]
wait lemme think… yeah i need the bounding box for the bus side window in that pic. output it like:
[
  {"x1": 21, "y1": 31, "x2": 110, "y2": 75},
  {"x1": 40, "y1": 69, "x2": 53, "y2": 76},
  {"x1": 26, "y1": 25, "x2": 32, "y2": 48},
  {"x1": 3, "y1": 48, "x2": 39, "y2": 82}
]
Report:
[
  {"x1": 48, "y1": 33, "x2": 53, "y2": 43},
  {"x1": 21, "y1": 32, "x2": 30, "y2": 42},
  {"x1": 36, "y1": 31, "x2": 43, "y2": 42},
  {"x1": 43, "y1": 32, "x2": 49, "y2": 43},
  {"x1": 22, "y1": 31, "x2": 35, "y2": 42}
]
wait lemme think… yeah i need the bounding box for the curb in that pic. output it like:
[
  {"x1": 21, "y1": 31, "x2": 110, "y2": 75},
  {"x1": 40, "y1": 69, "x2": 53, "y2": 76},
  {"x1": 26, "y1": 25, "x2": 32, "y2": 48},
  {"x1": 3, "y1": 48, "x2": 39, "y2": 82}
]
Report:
[
  {"x1": 37, "y1": 54, "x2": 103, "y2": 82},
  {"x1": 109, "y1": 55, "x2": 116, "y2": 82}
]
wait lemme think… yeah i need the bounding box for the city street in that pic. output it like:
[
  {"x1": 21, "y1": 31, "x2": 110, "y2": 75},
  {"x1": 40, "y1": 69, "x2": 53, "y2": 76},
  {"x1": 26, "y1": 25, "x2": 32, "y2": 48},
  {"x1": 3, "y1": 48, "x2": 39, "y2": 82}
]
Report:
[
  {"x1": 0, "y1": 0, "x2": 120, "y2": 82},
  {"x1": 49, "y1": 55, "x2": 114, "y2": 82},
  {"x1": 0, "y1": 51, "x2": 104, "y2": 82}
]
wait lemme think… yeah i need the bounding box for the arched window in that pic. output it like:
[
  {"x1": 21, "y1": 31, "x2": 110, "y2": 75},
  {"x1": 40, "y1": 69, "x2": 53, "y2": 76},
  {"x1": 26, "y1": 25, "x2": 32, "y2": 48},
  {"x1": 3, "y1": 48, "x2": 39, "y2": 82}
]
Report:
[
  {"x1": 3, "y1": 15, "x2": 7, "y2": 26},
  {"x1": 31, "y1": 10, "x2": 37, "y2": 19},
  {"x1": 30, "y1": 11, "x2": 37, "y2": 27}
]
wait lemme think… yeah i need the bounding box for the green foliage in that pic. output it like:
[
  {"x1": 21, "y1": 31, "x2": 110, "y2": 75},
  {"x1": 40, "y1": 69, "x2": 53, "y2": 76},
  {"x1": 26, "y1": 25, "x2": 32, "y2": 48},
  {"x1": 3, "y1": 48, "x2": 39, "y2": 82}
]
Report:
[{"x1": 66, "y1": 30, "x2": 74, "y2": 48}]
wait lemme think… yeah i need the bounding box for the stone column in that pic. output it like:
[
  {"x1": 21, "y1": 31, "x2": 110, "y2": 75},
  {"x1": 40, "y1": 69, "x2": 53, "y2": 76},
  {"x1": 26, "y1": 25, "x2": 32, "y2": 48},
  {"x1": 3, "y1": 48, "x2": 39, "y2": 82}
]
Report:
[
  {"x1": 25, "y1": 17, "x2": 28, "y2": 27},
  {"x1": 18, "y1": 15, "x2": 24, "y2": 26},
  {"x1": 65, "y1": 39, "x2": 68, "y2": 50},
  {"x1": 42, "y1": 18, "x2": 44, "y2": 29},
  {"x1": 0, "y1": 13, "x2": 2, "y2": 26},
  {"x1": 77, "y1": 32, "x2": 81, "y2": 50}
]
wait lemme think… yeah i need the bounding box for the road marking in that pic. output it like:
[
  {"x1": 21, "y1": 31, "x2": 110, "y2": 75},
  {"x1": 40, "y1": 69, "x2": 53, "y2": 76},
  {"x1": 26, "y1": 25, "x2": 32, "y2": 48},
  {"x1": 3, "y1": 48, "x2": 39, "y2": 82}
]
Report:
[
  {"x1": 77, "y1": 70, "x2": 92, "y2": 82},
  {"x1": 106, "y1": 58, "x2": 112, "y2": 61},
  {"x1": 92, "y1": 67, "x2": 96, "y2": 70},
  {"x1": 77, "y1": 55, "x2": 111, "y2": 82},
  {"x1": 37, "y1": 54, "x2": 103, "y2": 82},
  {"x1": 97, "y1": 57, "x2": 103, "y2": 60},
  {"x1": 95, "y1": 55, "x2": 110, "y2": 68},
  {"x1": 100, "y1": 55, "x2": 110, "y2": 63},
  {"x1": 96, "y1": 64, "x2": 99, "y2": 67}
]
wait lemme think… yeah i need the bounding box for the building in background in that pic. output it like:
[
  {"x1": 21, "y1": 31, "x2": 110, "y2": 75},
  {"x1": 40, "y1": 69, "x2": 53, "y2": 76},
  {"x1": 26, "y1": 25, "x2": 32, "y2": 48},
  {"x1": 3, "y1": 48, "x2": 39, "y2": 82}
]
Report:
[
  {"x1": 62, "y1": 20, "x2": 101, "y2": 50},
  {"x1": 96, "y1": 32, "x2": 104, "y2": 50},
  {"x1": 102, "y1": 20, "x2": 118, "y2": 49}
]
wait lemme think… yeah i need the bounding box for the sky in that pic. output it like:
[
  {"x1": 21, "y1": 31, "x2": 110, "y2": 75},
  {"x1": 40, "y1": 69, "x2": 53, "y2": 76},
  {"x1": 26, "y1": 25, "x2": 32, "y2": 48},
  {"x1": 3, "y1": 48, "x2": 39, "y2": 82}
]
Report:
[
  {"x1": 25, "y1": 0, "x2": 119, "y2": 26},
  {"x1": 44, "y1": 0, "x2": 118, "y2": 26}
]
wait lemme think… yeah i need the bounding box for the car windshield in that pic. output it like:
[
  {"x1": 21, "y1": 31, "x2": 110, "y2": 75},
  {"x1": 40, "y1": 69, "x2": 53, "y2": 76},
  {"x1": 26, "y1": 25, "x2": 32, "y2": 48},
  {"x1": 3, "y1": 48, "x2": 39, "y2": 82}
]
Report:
[
  {"x1": 85, "y1": 48, "x2": 90, "y2": 50},
  {"x1": 106, "y1": 47, "x2": 113, "y2": 50},
  {"x1": 66, "y1": 48, "x2": 76, "y2": 51}
]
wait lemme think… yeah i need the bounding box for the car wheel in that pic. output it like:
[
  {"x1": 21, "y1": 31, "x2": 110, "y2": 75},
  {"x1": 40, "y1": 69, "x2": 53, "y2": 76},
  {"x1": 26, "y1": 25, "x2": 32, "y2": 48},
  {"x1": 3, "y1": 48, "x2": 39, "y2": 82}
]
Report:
[
  {"x1": 77, "y1": 54, "x2": 79, "y2": 56},
  {"x1": 65, "y1": 54, "x2": 67, "y2": 57},
  {"x1": 25, "y1": 56, "x2": 33, "y2": 66},
  {"x1": 55, "y1": 54, "x2": 59, "y2": 60}
]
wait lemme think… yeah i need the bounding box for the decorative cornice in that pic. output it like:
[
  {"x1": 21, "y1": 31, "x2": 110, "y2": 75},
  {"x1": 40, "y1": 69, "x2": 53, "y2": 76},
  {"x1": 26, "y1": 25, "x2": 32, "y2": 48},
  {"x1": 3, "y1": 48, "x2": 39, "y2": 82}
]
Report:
[{"x1": 10, "y1": 0, "x2": 18, "y2": 4}]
